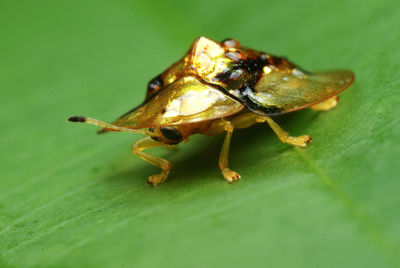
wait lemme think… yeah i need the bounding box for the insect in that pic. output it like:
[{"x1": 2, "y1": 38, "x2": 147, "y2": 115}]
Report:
[{"x1": 68, "y1": 36, "x2": 355, "y2": 186}]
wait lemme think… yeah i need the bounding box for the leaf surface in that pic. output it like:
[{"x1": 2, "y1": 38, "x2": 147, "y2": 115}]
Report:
[{"x1": 1, "y1": 0, "x2": 399, "y2": 267}]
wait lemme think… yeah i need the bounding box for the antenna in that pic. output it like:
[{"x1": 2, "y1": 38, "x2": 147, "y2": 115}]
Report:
[{"x1": 67, "y1": 116, "x2": 149, "y2": 135}]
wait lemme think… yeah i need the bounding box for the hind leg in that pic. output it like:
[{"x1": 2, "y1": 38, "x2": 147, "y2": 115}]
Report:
[
  {"x1": 310, "y1": 96, "x2": 339, "y2": 111},
  {"x1": 259, "y1": 117, "x2": 311, "y2": 147},
  {"x1": 132, "y1": 137, "x2": 172, "y2": 186}
]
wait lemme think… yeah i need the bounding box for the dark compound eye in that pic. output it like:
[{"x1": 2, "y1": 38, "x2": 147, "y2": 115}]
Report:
[
  {"x1": 147, "y1": 75, "x2": 163, "y2": 93},
  {"x1": 160, "y1": 127, "x2": 182, "y2": 140}
]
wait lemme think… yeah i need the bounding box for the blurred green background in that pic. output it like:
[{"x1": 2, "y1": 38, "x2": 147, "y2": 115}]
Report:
[{"x1": 1, "y1": 0, "x2": 399, "y2": 267}]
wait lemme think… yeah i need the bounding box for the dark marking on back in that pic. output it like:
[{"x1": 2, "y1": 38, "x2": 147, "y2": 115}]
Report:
[
  {"x1": 146, "y1": 74, "x2": 164, "y2": 98},
  {"x1": 215, "y1": 67, "x2": 243, "y2": 87},
  {"x1": 214, "y1": 52, "x2": 270, "y2": 91},
  {"x1": 237, "y1": 59, "x2": 260, "y2": 73},
  {"x1": 269, "y1": 56, "x2": 283, "y2": 66},
  {"x1": 238, "y1": 86, "x2": 281, "y2": 115}
]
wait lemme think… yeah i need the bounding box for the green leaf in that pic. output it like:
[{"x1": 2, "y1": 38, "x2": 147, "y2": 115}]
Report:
[{"x1": 1, "y1": 0, "x2": 399, "y2": 267}]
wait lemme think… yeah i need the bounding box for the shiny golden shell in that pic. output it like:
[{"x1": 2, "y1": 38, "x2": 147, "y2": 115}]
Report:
[
  {"x1": 109, "y1": 76, "x2": 243, "y2": 129},
  {"x1": 243, "y1": 69, "x2": 354, "y2": 115},
  {"x1": 104, "y1": 36, "x2": 354, "y2": 131}
]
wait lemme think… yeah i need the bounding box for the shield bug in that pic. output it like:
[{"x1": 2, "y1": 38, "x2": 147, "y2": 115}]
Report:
[{"x1": 68, "y1": 36, "x2": 354, "y2": 186}]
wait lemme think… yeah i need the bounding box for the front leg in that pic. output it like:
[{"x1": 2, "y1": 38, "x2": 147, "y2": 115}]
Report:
[
  {"x1": 132, "y1": 137, "x2": 172, "y2": 186},
  {"x1": 259, "y1": 117, "x2": 311, "y2": 147}
]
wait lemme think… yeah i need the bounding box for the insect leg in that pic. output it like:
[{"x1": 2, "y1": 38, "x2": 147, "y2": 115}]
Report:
[
  {"x1": 218, "y1": 121, "x2": 241, "y2": 183},
  {"x1": 262, "y1": 117, "x2": 311, "y2": 147},
  {"x1": 132, "y1": 137, "x2": 172, "y2": 186},
  {"x1": 310, "y1": 96, "x2": 339, "y2": 111}
]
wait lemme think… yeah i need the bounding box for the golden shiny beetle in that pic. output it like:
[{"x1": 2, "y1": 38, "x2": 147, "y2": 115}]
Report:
[{"x1": 69, "y1": 36, "x2": 355, "y2": 186}]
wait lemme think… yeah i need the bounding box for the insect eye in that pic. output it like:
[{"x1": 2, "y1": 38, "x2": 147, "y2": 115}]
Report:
[{"x1": 160, "y1": 127, "x2": 182, "y2": 140}]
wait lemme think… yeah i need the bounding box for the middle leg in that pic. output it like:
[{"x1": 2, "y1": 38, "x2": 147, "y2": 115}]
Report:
[
  {"x1": 209, "y1": 120, "x2": 241, "y2": 183},
  {"x1": 219, "y1": 121, "x2": 241, "y2": 183}
]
